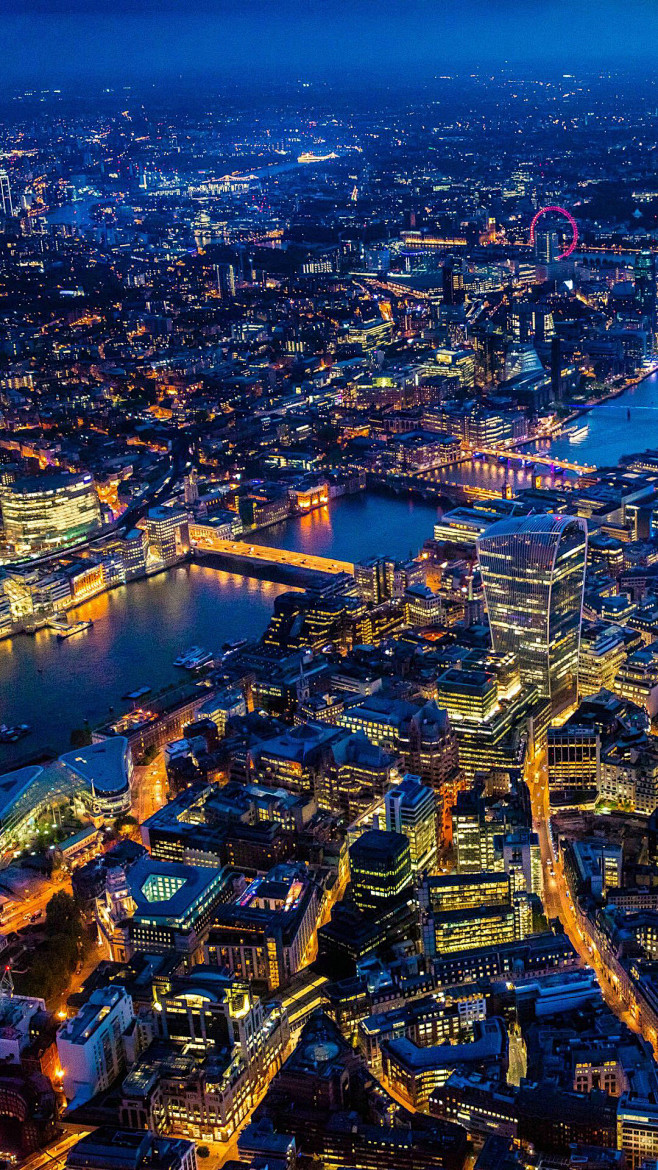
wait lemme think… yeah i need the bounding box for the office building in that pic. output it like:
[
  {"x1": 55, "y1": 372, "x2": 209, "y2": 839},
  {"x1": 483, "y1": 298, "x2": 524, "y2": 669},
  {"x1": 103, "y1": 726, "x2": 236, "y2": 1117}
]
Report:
[
  {"x1": 358, "y1": 993, "x2": 485, "y2": 1075},
  {"x1": 385, "y1": 774, "x2": 437, "y2": 873},
  {"x1": 547, "y1": 723, "x2": 600, "y2": 807},
  {"x1": 96, "y1": 856, "x2": 230, "y2": 962},
  {"x1": 59, "y1": 736, "x2": 133, "y2": 819},
  {"x1": 618, "y1": 1093, "x2": 658, "y2": 1169},
  {"x1": 57, "y1": 986, "x2": 135, "y2": 1104},
  {"x1": 613, "y1": 646, "x2": 658, "y2": 718},
  {"x1": 0, "y1": 472, "x2": 101, "y2": 554},
  {"x1": 635, "y1": 249, "x2": 658, "y2": 335},
  {"x1": 0, "y1": 170, "x2": 12, "y2": 217},
  {"x1": 381, "y1": 1018, "x2": 508, "y2": 1110},
  {"x1": 145, "y1": 505, "x2": 190, "y2": 565},
  {"x1": 579, "y1": 623, "x2": 628, "y2": 697},
  {"x1": 65, "y1": 1129, "x2": 197, "y2": 1170},
  {"x1": 477, "y1": 514, "x2": 588, "y2": 712},
  {"x1": 205, "y1": 864, "x2": 320, "y2": 990},
  {"x1": 451, "y1": 790, "x2": 500, "y2": 873},
  {"x1": 349, "y1": 829, "x2": 412, "y2": 912}
]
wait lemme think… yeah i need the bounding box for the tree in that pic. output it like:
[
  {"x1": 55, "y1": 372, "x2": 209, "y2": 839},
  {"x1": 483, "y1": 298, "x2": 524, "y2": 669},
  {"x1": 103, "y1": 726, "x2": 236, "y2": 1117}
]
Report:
[
  {"x1": 115, "y1": 814, "x2": 139, "y2": 836},
  {"x1": 45, "y1": 891, "x2": 80, "y2": 935}
]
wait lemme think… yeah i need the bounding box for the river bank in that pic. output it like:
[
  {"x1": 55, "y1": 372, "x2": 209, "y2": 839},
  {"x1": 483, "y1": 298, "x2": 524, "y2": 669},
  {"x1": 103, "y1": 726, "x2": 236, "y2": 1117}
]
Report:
[{"x1": 0, "y1": 495, "x2": 442, "y2": 767}]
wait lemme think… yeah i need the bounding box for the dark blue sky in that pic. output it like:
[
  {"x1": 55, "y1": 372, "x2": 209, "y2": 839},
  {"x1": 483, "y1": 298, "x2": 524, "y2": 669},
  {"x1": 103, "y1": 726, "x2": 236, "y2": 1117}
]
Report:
[{"x1": 1, "y1": 0, "x2": 657, "y2": 88}]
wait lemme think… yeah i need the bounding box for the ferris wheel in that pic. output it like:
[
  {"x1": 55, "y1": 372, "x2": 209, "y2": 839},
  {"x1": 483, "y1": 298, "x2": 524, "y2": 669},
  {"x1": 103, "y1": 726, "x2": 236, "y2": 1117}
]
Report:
[{"x1": 529, "y1": 205, "x2": 578, "y2": 260}]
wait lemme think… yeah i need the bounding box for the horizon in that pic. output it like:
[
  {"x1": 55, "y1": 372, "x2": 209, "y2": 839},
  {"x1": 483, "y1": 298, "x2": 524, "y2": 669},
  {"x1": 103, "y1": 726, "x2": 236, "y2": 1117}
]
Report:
[{"x1": 3, "y1": 0, "x2": 658, "y2": 89}]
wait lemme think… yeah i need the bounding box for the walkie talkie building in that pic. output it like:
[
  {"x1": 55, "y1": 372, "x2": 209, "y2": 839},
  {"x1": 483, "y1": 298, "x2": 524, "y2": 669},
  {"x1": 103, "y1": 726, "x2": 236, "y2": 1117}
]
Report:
[{"x1": 477, "y1": 514, "x2": 588, "y2": 713}]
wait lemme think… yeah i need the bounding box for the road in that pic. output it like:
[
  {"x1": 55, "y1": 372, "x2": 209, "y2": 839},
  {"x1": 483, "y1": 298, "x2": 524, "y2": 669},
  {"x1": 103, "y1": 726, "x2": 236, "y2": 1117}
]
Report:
[
  {"x1": 527, "y1": 752, "x2": 647, "y2": 1042},
  {"x1": 132, "y1": 752, "x2": 167, "y2": 825},
  {"x1": 15, "y1": 1130, "x2": 91, "y2": 1170},
  {"x1": 0, "y1": 872, "x2": 71, "y2": 936}
]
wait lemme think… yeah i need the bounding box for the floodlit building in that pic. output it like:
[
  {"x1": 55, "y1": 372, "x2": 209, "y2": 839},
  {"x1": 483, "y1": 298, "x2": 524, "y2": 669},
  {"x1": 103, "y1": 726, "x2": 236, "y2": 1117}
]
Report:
[
  {"x1": 385, "y1": 774, "x2": 437, "y2": 873},
  {"x1": 57, "y1": 986, "x2": 135, "y2": 1104}
]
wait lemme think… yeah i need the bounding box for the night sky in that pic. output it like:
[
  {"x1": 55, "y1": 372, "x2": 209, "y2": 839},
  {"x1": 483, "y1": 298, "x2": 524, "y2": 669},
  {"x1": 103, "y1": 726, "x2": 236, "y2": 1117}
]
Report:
[{"x1": 1, "y1": 0, "x2": 658, "y2": 88}]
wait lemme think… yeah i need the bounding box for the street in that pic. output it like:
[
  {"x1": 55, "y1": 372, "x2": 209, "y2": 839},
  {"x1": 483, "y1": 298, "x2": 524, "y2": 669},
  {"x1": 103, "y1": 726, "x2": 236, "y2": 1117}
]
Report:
[
  {"x1": 132, "y1": 752, "x2": 167, "y2": 825},
  {"x1": 527, "y1": 752, "x2": 648, "y2": 1043}
]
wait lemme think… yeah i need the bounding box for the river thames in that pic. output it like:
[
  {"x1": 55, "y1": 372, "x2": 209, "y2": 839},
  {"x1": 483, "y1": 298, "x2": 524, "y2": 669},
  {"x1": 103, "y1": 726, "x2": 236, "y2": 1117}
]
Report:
[
  {"x1": 0, "y1": 495, "x2": 441, "y2": 766},
  {"x1": 4, "y1": 371, "x2": 658, "y2": 768}
]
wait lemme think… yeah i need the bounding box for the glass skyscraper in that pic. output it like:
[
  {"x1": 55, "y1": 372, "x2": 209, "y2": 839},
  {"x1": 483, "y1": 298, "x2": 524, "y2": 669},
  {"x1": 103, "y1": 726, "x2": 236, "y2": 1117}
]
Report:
[{"x1": 477, "y1": 514, "x2": 588, "y2": 713}]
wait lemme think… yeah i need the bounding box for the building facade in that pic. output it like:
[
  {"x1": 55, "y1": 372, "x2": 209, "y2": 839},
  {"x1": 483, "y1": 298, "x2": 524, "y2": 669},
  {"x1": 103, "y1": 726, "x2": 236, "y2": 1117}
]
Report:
[{"x1": 477, "y1": 514, "x2": 588, "y2": 712}]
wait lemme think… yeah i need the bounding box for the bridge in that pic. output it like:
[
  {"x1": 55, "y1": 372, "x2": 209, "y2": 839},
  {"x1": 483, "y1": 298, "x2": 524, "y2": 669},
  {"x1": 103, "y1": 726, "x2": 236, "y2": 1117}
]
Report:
[
  {"x1": 418, "y1": 446, "x2": 595, "y2": 477},
  {"x1": 466, "y1": 447, "x2": 596, "y2": 474},
  {"x1": 192, "y1": 536, "x2": 354, "y2": 577}
]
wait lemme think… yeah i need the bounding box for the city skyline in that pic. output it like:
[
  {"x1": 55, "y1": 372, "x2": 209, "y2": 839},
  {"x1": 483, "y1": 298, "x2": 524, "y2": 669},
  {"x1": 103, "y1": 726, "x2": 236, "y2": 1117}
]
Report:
[{"x1": 4, "y1": 30, "x2": 658, "y2": 1170}]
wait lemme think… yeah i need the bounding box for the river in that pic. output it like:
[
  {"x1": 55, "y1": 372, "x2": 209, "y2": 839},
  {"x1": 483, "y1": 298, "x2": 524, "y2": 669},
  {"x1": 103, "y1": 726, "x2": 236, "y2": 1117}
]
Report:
[
  {"x1": 0, "y1": 495, "x2": 441, "y2": 768},
  {"x1": 5, "y1": 373, "x2": 658, "y2": 771}
]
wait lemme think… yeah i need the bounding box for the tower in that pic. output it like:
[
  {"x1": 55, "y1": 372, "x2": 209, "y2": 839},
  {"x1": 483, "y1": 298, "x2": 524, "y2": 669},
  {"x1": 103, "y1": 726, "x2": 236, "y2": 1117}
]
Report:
[
  {"x1": 635, "y1": 249, "x2": 658, "y2": 336},
  {"x1": 183, "y1": 470, "x2": 199, "y2": 506},
  {"x1": 477, "y1": 514, "x2": 588, "y2": 713},
  {"x1": 534, "y1": 226, "x2": 559, "y2": 266},
  {"x1": 0, "y1": 171, "x2": 12, "y2": 218}
]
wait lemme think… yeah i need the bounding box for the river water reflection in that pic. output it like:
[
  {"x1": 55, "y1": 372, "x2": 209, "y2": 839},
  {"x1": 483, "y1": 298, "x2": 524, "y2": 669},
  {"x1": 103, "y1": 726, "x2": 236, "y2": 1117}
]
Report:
[
  {"x1": 4, "y1": 374, "x2": 658, "y2": 769},
  {"x1": 0, "y1": 496, "x2": 441, "y2": 766}
]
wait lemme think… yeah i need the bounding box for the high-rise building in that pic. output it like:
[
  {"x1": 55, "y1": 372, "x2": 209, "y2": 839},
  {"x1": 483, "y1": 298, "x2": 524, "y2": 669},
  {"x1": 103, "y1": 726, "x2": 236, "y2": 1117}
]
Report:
[
  {"x1": 145, "y1": 505, "x2": 190, "y2": 566},
  {"x1": 635, "y1": 249, "x2": 658, "y2": 336},
  {"x1": 0, "y1": 170, "x2": 12, "y2": 217},
  {"x1": 349, "y1": 829, "x2": 412, "y2": 912},
  {"x1": 56, "y1": 986, "x2": 135, "y2": 1103},
  {"x1": 534, "y1": 227, "x2": 560, "y2": 266},
  {"x1": 477, "y1": 514, "x2": 588, "y2": 712},
  {"x1": 215, "y1": 262, "x2": 236, "y2": 299},
  {"x1": 442, "y1": 256, "x2": 465, "y2": 306},
  {"x1": 578, "y1": 623, "x2": 628, "y2": 697},
  {"x1": 0, "y1": 472, "x2": 101, "y2": 554},
  {"x1": 451, "y1": 790, "x2": 501, "y2": 874},
  {"x1": 385, "y1": 774, "x2": 437, "y2": 873}
]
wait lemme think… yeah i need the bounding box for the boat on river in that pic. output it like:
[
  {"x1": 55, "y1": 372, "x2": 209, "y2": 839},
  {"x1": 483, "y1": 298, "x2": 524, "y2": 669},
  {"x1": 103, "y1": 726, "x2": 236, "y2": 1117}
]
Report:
[
  {"x1": 56, "y1": 619, "x2": 94, "y2": 640},
  {"x1": 173, "y1": 646, "x2": 214, "y2": 670}
]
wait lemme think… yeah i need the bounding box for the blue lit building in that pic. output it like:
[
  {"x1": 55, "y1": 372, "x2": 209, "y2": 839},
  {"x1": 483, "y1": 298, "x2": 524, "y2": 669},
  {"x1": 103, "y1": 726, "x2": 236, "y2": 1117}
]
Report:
[{"x1": 477, "y1": 514, "x2": 588, "y2": 713}]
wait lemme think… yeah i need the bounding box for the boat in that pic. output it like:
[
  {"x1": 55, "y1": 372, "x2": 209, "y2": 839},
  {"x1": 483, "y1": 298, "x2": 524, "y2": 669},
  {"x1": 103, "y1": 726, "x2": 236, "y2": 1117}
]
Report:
[
  {"x1": 174, "y1": 645, "x2": 203, "y2": 667},
  {"x1": 566, "y1": 422, "x2": 589, "y2": 442},
  {"x1": 122, "y1": 686, "x2": 152, "y2": 701},
  {"x1": 56, "y1": 619, "x2": 93, "y2": 640},
  {"x1": 0, "y1": 724, "x2": 31, "y2": 744},
  {"x1": 174, "y1": 646, "x2": 214, "y2": 670}
]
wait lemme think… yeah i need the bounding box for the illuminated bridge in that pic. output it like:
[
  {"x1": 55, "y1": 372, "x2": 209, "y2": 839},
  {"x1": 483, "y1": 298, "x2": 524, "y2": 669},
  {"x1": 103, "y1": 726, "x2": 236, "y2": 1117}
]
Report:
[
  {"x1": 192, "y1": 536, "x2": 354, "y2": 578},
  {"x1": 467, "y1": 447, "x2": 596, "y2": 475},
  {"x1": 416, "y1": 446, "x2": 595, "y2": 478}
]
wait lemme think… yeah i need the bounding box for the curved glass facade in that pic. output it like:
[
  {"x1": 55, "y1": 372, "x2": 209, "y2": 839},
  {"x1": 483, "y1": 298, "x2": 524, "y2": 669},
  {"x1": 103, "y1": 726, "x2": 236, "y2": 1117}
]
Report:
[
  {"x1": 477, "y1": 514, "x2": 588, "y2": 713},
  {"x1": 0, "y1": 472, "x2": 101, "y2": 553}
]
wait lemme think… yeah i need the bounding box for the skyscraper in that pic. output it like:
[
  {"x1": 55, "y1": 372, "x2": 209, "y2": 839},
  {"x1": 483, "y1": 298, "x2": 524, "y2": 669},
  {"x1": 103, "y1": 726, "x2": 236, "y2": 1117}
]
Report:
[
  {"x1": 349, "y1": 829, "x2": 412, "y2": 912},
  {"x1": 635, "y1": 249, "x2": 658, "y2": 336},
  {"x1": 534, "y1": 226, "x2": 560, "y2": 266},
  {"x1": 0, "y1": 171, "x2": 12, "y2": 218},
  {"x1": 477, "y1": 514, "x2": 588, "y2": 712}
]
